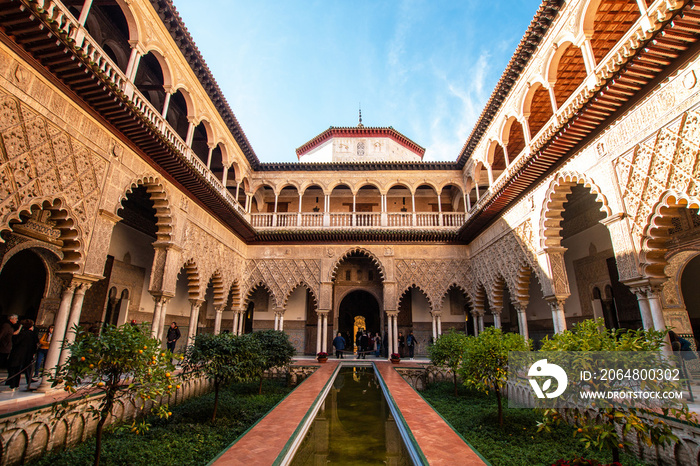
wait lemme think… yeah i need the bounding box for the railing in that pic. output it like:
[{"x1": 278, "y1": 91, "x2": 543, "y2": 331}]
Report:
[{"x1": 251, "y1": 212, "x2": 465, "y2": 230}]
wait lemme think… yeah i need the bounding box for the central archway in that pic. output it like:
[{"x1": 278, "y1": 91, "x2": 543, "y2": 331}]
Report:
[{"x1": 338, "y1": 290, "x2": 380, "y2": 354}]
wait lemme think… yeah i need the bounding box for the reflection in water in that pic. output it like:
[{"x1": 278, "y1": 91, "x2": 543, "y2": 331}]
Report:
[{"x1": 290, "y1": 366, "x2": 411, "y2": 465}]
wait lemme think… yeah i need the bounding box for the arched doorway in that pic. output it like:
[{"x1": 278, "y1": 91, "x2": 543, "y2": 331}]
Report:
[
  {"x1": 682, "y1": 254, "x2": 700, "y2": 339},
  {"x1": 0, "y1": 249, "x2": 47, "y2": 322},
  {"x1": 338, "y1": 290, "x2": 380, "y2": 354}
]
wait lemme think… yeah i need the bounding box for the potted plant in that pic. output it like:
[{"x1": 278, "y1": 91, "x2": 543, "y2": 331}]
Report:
[
  {"x1": 317, "y1": 351, "x2": 328, "y2": 363},
  {"x1": 390, "y1": 353, "x2": 401, "y2": 364}
]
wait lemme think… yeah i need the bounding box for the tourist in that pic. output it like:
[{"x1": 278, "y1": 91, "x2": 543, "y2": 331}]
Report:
[
  {"x1": 374, "y1": 333, "x2": 381, "y2": 357},
  {"x1": 407, "y1": 331, "x2": 416, "y2": 360},
  {"x1": 398, "y1": 332, "x2": 405, "y2": 358},
  {"x1": 0, "y1": 314, "x2": 19, "y2": 369},
  {"x1": 166, "y1": 321, "x2": 181, "y2": 353},
  {"x1": 382, "y1": 332, "x2": 388, "y2": 357},
  {"x1": 332, "y1": 332, "x2": 345, "y2": 359},
  {"x1": 360, "y1": 331, "x2": 369, "y2": 359},
  {"x1": 355, "y1": 330, "x2": 363, "y2": 359},
  {"x1": 34, "y1": 324, "x2": 53, "y2": 378},
  {"x1": 7, "y1": 319, "x2": 38, "y2": 390}
]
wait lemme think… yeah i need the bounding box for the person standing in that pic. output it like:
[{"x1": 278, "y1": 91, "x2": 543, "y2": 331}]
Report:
[
  {"x1": 356, "y1": 330, "x2": 363, "y2": 359},
  {"x1": 398, "y1": 332, "x2": 405, "y2": 358},
  {"x1": 332, "y1": 332, "x2": 345, "y2": 359},
  {"x1": 0, "y1": 314, "x2": 19, "y2": 369},
  {"x1": 407, "y1": 331, "x2": 416, "y2": 360},
  {"x1": 166, "y1": 322, "x2": 181, "y2": 353},
  {"x1": 34, "y1": 324, "x2": 53, "y2": 378},
  {"x1": 7, "y1": 319, "x2": 38, "y2": 390},
  {"x1": 360, "y1": 332, "x2": 369, "y2": 359},
  {"x1": 374, "y1": 333, "x2": 381, "y2": 357}
]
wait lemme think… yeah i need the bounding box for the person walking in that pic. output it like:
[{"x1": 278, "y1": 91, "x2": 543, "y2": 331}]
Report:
[
  {"x1": 356, "y1": 330, "x2": 363, "y2": 359},
  {"x1": 166, "y1": 322, "x2": 181, "y2": 353},
  {"x1": 374, "y1": 333, "x2": 381, "y2": 357},
  {"x1": 332, "y1": 332, "x2": 345, "y2": 359},
  {"x1": 0, "y1": 314, "x2": 19, "y2": 370},
  {"x1": 407, "y1": 331, "x2": 416, "y2": 360},
  {"x1": 34, "y1": 324, "x2": 53, "y2": 378},
  {"x1": 7, "y1": 319, "x2": 38, "y2": 390}
]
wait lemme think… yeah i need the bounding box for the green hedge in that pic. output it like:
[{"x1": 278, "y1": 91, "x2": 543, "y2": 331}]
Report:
[
  {"x1": 29, "y1": 380, "x2": 292, "y2": 466},
  {"x1": 421, "y1": 382, "x2": 649, "y2": 466}
]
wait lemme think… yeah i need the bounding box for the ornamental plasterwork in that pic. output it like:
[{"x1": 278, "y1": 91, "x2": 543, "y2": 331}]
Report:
[
  {"x1": 241, "y1": 259, "x2": 321, "y2": 311},
  {"x1": 394, "y1": 259, "x2": 471, "y2": 312},
  {"x1": 181, "y1": 221, "x2": 240, "y2": 297},
  {"x1": 0, "y1": 91, "x2": 108, "y2": 269},
  {"x1": 614, "y1": 109, "x2": 700, "y2": 253}
]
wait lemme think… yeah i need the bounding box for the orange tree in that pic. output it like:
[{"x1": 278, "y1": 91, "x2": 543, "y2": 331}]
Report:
[
  {"x1": 537, "y1": 319, "x2": 697, "y2": 464},
  {"x1": 428, "y1": 329, "x2": 469, "y2": 396},
  {"x1": 53, "y1": 323, "x2": 175, "y2": 466},
  {"x1": 458, "y1": 326, "x2": 531, "y2": 426},
  {"x1": 252, "y1": 330, "x2": 295, "y2": 394},
  {"x1": 182, "y1": 332, "x2": 263, "y2": 421}
]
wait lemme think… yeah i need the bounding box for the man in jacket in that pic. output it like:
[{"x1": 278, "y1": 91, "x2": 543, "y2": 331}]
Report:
[
  {"x1": 0, "y1": 314, "x2": 19, "y2": 369},
  {"x1": 166, "y1": 322, "x2": 181, "y2": 353},
  {"x1": 332, "y1": 332, "x2": 345, "y2": 359}
]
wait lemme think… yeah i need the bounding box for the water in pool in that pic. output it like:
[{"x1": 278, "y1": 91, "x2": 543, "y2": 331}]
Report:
[{"x1": 290, "y1": 366, "x2": 412, "y2": 465}]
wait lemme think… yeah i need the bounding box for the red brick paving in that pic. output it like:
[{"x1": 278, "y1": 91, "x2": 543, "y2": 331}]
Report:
[
  {"x1": 376, "y1": 361, "x2": 486, "y2": 465},
  {"x1": 212, "y1": 361, "x2": 337, "y2": 465}
]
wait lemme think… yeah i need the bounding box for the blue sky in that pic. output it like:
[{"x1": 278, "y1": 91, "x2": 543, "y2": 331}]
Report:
[{"x1": 173, "y1": 1, "x2": 542, "y2": 163}]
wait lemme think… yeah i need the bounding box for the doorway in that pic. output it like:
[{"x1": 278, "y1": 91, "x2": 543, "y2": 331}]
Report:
[{"x1": 338, "y1": 290, "x2": 380, "y2": 354}]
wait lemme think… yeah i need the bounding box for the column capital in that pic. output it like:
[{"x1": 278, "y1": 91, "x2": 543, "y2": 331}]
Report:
[
  {"x1": 545, "y1": 296, "x2": 567, "y2": 309},
  {"x1": 385, "y1": 310, "x2": 399, "y2": 318},
  {"x1": 151, "y1": 293, "x2": 172, "y2": 305},
  {"x1": 188, "y1": 298, "x2": 205, "y2": 308},
  {"x1": 429, "y1": 311, "x2": 442, "y2": 317},
  {"x1": 621, "y1": 277, "x2": 665, "y2": 296},
  {"x1": 316, "y1": 309, "x2": 330, "y2": 317}
]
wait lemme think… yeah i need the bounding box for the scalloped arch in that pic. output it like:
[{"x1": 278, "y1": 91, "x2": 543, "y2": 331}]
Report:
[
  {"x1": 0, "y1": 197, "x2": 84, "y2": 274},
  {"x1": 179, "y1": 258, "x2": 200, "y2": 299},
  {"x1": 539, "y1": 171, "x2": 612, "y2": 249},
  {"x1": 207, "y1": 270, "x2": 225, "y2": 307},
  {"x1": 438, "y1": 283, "x2": 471, "y2": 311},
  {"x1": 398, "y1": 284, "x2": 434, "y2": 313},
  {"x1": 117, "y1": 176, "x2": 173, "y2": 242},
  {"x1": 243, "y1": 281, "x2": 279, "y2": 310},
  {"x1": 284, "y1": 281, "x2": 319, "y2": 309},
  {"x1": 640, "y1": 191, "x2": 700, "y2": 278},
  {"x1": 330, "y1": 247, "x2": 386, "y2": 282}
]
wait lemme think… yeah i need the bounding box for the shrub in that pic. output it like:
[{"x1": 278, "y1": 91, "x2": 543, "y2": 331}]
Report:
[{"x1": 428, "y1": 329, "x2": 469, "y2": 396}]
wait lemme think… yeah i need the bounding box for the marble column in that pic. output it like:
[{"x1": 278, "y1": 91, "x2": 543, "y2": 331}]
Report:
[
  {"x1": 471, "y1": 311, "x2": 479, "y2": 336},
  {"x1": 431, "y1": 313, "x2": 437, "y2": 341},
  {"x1": 58, "y1": 282, "x2": 92, "y2": 366},
  {"x1": 392, "y1": 314, "x2": 399, "y2": 356},
  {"x1": 513, "y1": 303, "x2": 529, "y2": 340},
  {"x1": 321, "y1": 313, "x2": 329, "y2": 353},
  {"x1": 150, "y1": 294, "x2": 165, "y2": 338},
  {"x1": 316, "y1": 312, "x2": 323, "y2": 354},
  {"x1": 232, "y1": 311, "x2": 240, "y2": 335},
  {"x1": 187, "y1": 299, "x2": 204, "y2": 345},
  {"x1": 492, "y1": 309, "x2": 502, "y2": 329},
  {"x1": 547, "y1": 298, "x2": 567, "y2": 334},
  {"x1": 157, "y1": 297, "x2": 172, "y2": 341},
  {"x1": 213, "y1": 306, "x2": 223, "y2": 335},
  {"x1": 477, "y1": 311, "x2": 485, "y2": 333},
  {"x1": 435, "y1": 312, "x2": 443, "y2": 336},
  {"x1": 37, "y1": 280, "x2": 78, "y2": 392},
  {"x1": 279, "y1": 312, "x2": 284, "y2": 331}
]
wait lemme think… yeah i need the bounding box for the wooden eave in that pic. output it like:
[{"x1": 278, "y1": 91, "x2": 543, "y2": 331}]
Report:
[
  {"x1": 458, "y1": 1, "x2": 700, "y2": 243},
  {"x1": 257, "y1": 161, "x2": 459, "y2": 171},
  {"x1": 0, "y1": 0, "x2": 257, "y2": 241},
  {"x1": 149, "y1": 0, "x2": 261, "y2": 170},
  {"x1": 252, "y1": 229, "x2": 461, "y2": 244}
]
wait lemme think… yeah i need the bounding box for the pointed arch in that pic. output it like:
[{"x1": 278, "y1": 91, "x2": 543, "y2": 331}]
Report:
[
  {"x1": 224, "y1": 278, "x2": 242, "y2": 310},
  {"x1": 179, "y1": 258, "x2": 200, "y2": 299},
  {"x1": 243, "y1": 281, "x2": 279, "y2": 309},
  {"x1": 439, "y1": 283, "x2": 471, "y2": 311},
  {"x1": 117, "y1": 176, "x2": 173, "y2": 242},
  {"x1": 284, "y1": 281, "x2": 319, "y2": 309},
  {"x1": 640, "y1": 191, "x2": 700, "y2": 278},
  {"x1": 540, "y1": 171, "x2": 612, "y2": 249},
  {"x1": 330, "y1": 247, "x2": 386, "y2": 282},
  {"x1": 0, "y1": 197, "x2": 84, "y2": 273},
  {"x1": 208, "y1": 270, "x2": 225, "y2": 307},
  {"x1": 491, "y1": 274, "x2": 507, "y2": 311},
  {"x1": 398, "y1": 284, "x2": 433, "y2": 313}
]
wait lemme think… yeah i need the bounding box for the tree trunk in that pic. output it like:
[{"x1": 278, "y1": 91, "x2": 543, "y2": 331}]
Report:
[
  {"x1": 612, "y1": 446, "x2": 620, "y2": 464},
  {"x1": 495, "y1": 384, "x2": 503, "y2": 426},
  {"x1": 453, "y1": 371, "x2": 458, "y2": 397},
  {"x1": 259, "y1": 376, "x2": 263, "y2": 395},
  {"x1": 212, "y1": 380, "x2": 220, "y2": 422},
  {"x1": 94, "y1": 413, "x2": 107, "y2": 466}
]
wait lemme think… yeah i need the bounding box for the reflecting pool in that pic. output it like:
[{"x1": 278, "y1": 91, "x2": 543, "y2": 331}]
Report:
[{"x1": 290, "y1": 366, "x2": 411, "y2": 465}]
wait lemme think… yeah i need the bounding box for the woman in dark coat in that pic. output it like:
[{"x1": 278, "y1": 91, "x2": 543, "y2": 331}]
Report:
[{"x1": 7, "y1": 319, "x2": 38, "y2": 389}]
